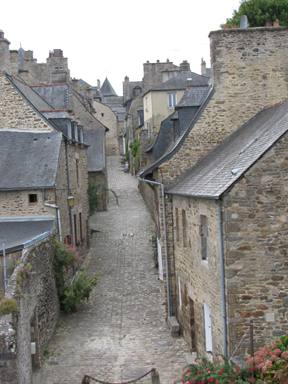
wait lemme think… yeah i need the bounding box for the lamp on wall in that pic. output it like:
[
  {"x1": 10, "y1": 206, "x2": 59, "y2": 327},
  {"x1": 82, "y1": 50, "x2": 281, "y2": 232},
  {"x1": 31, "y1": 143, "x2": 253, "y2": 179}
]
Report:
[{"x1": 67, "y1": 194, "x2": 74, "y2": 207}]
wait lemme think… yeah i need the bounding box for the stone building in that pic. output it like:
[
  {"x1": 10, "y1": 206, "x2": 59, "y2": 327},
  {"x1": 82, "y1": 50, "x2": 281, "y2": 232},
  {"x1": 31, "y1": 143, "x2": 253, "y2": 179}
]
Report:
[
  {"x1": 138, "y1": 25, "x2": 288, "y2": 358},
  {"x1": 100, "y1": 77, "x2": 125, "y2": 155},
  {"x1": 142, "y1": 61, "x2": 209, "y2": 137},
  {"x1": 167, "y1": 99, "x2": 288, "y2": 358},
  {"x1": 123, "y1": 76, "x2": 144, "y2": 172},
  {"x1": 0, "y1": 30, "x2": 91, "y2": 382}
]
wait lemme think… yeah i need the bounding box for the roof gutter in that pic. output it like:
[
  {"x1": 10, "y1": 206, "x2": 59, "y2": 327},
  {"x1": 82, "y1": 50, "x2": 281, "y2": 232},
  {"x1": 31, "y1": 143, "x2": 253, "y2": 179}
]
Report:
[{"x1": 138, "y1": 174, "x2": 171, "y2": 317}]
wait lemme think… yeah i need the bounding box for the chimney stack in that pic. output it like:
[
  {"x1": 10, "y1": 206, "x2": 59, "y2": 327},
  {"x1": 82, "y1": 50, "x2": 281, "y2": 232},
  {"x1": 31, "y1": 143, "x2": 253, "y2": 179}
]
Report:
[
  {"x1": 124, "y1": 76, "x2": 130, "y2": 102},
  {"x1": 72, "y1": 78, "x2": 80, "y2": 93},
  {"x1": 0, "y1": 30, "x2": 11, "y2": 75},
  {"x1": 180, "y1": 60, "x2": 190, "y2": 71},
  {"x1": 201, "y1": 58, "x2": 207, "y2": 75}
]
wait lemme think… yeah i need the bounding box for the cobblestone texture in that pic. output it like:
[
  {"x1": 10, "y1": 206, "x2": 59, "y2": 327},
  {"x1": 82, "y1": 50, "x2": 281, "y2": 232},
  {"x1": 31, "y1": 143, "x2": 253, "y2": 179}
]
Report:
[{"x1": 33, "y1": 156, "x2": 190, "y2": 384}]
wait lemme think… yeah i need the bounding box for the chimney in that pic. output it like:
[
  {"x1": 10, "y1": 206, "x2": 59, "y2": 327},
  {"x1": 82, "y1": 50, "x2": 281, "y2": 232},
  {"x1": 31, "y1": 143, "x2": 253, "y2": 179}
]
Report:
[
  {"x1": 86, "y1": 87, "x2": 93, "y2": 101},
  {"x1": 201, "y1": 58, "x2": 207, "y2": 75},
  {"x1": 124, "y1": 76, "x2": 130, "y2": 102},
  {"x1": 10, "y1": 50, "x2": 18, "y2": 75},
  {"x1": 72, "y1": 78, "x2": 80, "y2": 93},
  {"x1": 24, "y1": 50, "x2": 34, "y2": 60},
  {"x1": 180, "y1": 60, "x2": 190, "y2": 71},
  {"x1": 97, "y1": 79, "x2": 101, "y2": 90},
  {"x1": 0, "y1": 30, "x2": 11, "y2": 74}
]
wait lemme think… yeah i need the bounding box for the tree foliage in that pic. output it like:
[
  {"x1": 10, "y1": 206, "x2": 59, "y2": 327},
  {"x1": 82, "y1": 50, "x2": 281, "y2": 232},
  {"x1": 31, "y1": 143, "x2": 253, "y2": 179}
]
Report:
[{"x1": 223, "y1": 0, "x2": 288, "y2": 27}]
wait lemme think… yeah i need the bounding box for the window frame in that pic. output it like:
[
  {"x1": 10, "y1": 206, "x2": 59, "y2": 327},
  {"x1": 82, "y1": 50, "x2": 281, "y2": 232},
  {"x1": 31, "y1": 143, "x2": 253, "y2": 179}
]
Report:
[{"x1": 168, "y1": 93, "x2": 177, "y2": 108}]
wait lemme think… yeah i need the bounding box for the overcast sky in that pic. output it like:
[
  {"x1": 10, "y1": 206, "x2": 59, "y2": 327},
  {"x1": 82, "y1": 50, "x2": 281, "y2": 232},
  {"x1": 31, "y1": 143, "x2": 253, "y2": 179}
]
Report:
[{"x1": 1, "y1": 0, "x2": 241, "y2": 95}]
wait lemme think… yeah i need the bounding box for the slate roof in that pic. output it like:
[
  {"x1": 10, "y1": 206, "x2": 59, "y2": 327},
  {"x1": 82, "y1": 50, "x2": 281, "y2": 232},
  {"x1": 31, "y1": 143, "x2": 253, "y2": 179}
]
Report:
[
  {"x1": 139, "y1": 85, "x2": 214, "y2": 177},
  {"x1": 127, "y1": 81, "x2": 142, "y2": 100},
  {"x1": 0, "y1": 131, "x2": 62, "y2": 190},
  {"x1": 101, "y1": 77, "x2": 118, "y2": 97},
  {"x1": 85, "y1": 129, "x2": 105, "y2": 172},
  {"x1": 31, "y1": 84, "x2": 68, "y2": 110},
  {"x1": 0, "y1": 216, "x2": 55, "y2": 254},
  {"x1": 9, "y1": 75, "x2": 54, "y2": 111},
  {"x1": 148, "y1": 71, "x2": 209, "y2": 93},
  {"x1": 177, "y1": 86, "x2": 209, "y2": 107},
  {"x1": 167, "y1": 100, "x2": 288, "y2": 198}
]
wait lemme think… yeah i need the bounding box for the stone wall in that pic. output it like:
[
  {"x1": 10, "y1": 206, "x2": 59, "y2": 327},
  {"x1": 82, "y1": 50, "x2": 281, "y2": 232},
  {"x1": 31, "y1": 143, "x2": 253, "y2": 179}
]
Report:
[
  {"x1": 92, "y1": 100, "x2": 119, "y2": 156},
  {"x1": 171, "y1": 196, "x2": 223, "y2": 356},
  {"x1": 223, "y1": 133, "x2": 288, "y2": 357},
  {"x1": 0, "y1": 233, "x2": 59, "y2": 384},
  {"x1": 0, "y1": 75, "x2": 53, "y2": 131},
  {"x1": 0, "y1": 189, "x2": 56, "y2": 217},
  {"x1": 158, "y1": 27, "x2": 288, "y2": 187},
  {"x1": 142, "y1": 61, "x2": 175, "y2": 92},
  {"x1": 55, "y1": 140, "x2": 89, "y2": 253},
  {"x1": 89, "y1": 171, "x2": 107, "y2": 211}
]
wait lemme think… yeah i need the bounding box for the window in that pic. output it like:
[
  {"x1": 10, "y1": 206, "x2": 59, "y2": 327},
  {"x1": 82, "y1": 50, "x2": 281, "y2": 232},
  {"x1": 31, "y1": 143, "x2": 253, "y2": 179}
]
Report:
[
  {"x1": 101, "y1": 113, "x2": 104, "y2": 117},
  {"x1": 76, "y1": 159, "x2": 79, "y2": 187},
  {"x1": 182, "y1": 209, "x2": 187, "y2": 247},
  {"x1": 134, "y1": 87, "x2": 141, "y2": 96},
  {"x1": 168, "y1": 93, "x2": 177, "y2": 108},
  {"x1": 29, "y1": 194, "x2": 37, "y2": 204},
  {"x1": 200, "y1": 215, "x2": 209, "y2": 260},
  {"x1": 145, "y1": 97, "x2": 149, "y2": 112},
  {"x1": 138, "y1": 112, "x2": 141, "y2": 126},
  {"x1": 79, "y1": 212, "x2": 83, "y2": 241},
  {"x1": 146, "y1": 122, "x2": 151, "y2": 138},
  {"x1": 175, "y1": 208, "x2": 179, "y2": 242},
  {"x1": 74, "y1": 214, "x2": 77, "y2": 245},
  {"x1": 178, "y1": 276, "x2": 182, "y2": 308}
]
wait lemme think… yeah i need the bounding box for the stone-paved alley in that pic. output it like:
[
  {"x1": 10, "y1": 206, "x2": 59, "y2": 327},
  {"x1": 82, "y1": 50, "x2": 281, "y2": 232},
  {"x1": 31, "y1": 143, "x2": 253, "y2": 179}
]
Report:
[{"x1": 33, "y1": 156, "x2": 190, "y2": 384}]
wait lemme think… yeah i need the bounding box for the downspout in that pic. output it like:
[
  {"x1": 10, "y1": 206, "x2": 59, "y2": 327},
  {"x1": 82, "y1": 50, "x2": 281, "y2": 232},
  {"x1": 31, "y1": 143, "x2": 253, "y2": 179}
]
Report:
[
  {"x1": 214, "y1": 199, "x2": 227, "y2": 357},
  {"x1": 138, "y1": 175, "x2": 171, "y2": 317},
  {"x1": 65, "y1": 140, "x2": 74, "y2": 246},
  {"x1": 42, "y1": 190, "x2": 62, "y2": 242}
]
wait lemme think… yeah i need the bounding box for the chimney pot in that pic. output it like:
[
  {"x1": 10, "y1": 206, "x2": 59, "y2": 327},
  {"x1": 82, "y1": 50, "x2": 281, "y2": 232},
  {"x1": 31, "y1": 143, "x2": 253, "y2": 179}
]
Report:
[
  {"x1": 266, "y1": 21, "x2": 272, "y2": 27},
  {"x1": 147, "y1": 60, "x2": 149, "y2": 63},
  {"x1": 273, "y1": 20, "x2": 279, "y2": 26},
  {"x1": 232, "y1": 24, "x2": 237, "y2": 28},
  {"x1": 223, "y1": 25, "x2": 229, "y2": 29},
  {"x1": 166, "y1": 59, "x2": 169, "y2": 62},
  {"x1": 157, "y1": 60, "x2": 159, "y2": 63}
]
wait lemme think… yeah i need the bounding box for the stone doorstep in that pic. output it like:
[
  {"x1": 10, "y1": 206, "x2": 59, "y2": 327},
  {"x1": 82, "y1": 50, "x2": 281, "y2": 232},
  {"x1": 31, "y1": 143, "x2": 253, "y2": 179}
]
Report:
[{"x1": 167, "y1": 316, "x2": 180, "y2": 333}]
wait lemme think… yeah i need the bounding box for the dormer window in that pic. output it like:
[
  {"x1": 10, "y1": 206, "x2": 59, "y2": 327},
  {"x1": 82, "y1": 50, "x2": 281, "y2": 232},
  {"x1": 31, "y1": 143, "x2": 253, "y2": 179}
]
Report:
[{"x1": 134, "y1": 87, "x2": 141, "y2": 96}]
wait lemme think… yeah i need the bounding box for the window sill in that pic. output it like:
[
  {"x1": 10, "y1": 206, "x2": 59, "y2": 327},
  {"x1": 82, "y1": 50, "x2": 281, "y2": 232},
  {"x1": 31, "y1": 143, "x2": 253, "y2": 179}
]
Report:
[{"x1": 201, "y1": 259, "x2": 209, "y2": 268}]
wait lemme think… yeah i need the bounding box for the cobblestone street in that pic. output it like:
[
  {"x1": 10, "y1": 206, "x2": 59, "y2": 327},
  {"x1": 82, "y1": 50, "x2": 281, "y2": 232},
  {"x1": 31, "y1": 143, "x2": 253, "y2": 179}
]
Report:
[{"x1": 33, "y1": 156, "x2": 190, "y2": 384}]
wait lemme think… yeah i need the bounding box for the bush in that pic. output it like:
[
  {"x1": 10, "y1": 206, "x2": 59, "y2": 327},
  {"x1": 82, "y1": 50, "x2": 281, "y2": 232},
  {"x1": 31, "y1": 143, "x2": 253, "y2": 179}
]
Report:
[
  {"x1": 177, "y1": 355, "x2": 252, "y2": 384},
  {"x1": 246, "y1": 335, "x2": 288, "y2": 383},
  {"x1": 88, "y1": 178, "x2": 118, "y2": 216},
  {"x1": 53, "y1": 241, "x2": 101, "y2": 313},
  {"x1": 60, "y1": 270, "x2": 99, "y2": 313},
  {"x1": 0, "y1": 298, "x2": 18, "y2": 316}
]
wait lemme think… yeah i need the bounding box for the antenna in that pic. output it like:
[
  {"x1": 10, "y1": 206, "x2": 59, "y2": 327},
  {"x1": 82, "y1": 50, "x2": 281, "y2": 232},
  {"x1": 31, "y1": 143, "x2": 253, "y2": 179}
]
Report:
[{"x1": 240, "y1": 15, "x2": 249, "y2": 29}]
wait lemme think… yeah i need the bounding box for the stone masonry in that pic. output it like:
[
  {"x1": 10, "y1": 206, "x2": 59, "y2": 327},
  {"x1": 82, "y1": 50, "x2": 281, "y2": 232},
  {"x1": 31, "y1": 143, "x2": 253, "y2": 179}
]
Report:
[
  {"x1": 159, "y1": 27, "x2": 288, "y2": 186},
  {"x1": 33, "y1": 157, "x2": 191, "y2": 384},
  {"x1": 0, "y1": 76, "x2": 52, "y2": 132},
  {"x1": 0, "y1": 233, "x2": 59, "y2": 384}
]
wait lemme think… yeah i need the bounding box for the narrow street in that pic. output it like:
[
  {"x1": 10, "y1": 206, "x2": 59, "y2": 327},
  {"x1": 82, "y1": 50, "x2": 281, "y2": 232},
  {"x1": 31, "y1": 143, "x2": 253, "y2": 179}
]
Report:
[{"x1": 33, "y1": 156, "x2": 190, "y2": 384}]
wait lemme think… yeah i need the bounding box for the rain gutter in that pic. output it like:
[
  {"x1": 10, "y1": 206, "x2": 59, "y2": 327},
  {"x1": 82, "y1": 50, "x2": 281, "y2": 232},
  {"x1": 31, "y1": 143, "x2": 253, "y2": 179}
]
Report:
[{"x1": 138, "y1": 175, "x2": 171, "y2": 317}]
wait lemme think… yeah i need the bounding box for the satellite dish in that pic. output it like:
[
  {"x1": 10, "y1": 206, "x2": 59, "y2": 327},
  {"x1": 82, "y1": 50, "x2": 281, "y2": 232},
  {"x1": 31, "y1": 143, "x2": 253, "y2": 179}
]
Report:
[{"x1": 240, "y1": 15, "x2": 249, "y2": 28}]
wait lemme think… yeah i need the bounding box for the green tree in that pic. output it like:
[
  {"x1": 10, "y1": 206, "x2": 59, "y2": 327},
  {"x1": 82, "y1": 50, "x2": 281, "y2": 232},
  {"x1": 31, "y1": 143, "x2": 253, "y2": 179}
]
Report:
[{"x1": 222, "y1": 0, "x2": 288, "y2": 27}]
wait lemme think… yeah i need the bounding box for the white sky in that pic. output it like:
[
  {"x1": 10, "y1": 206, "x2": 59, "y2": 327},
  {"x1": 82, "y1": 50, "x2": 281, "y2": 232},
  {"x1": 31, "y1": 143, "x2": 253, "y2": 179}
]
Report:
[{"x1": 1, "y1": 0, "x2": 241, "y2": 95}]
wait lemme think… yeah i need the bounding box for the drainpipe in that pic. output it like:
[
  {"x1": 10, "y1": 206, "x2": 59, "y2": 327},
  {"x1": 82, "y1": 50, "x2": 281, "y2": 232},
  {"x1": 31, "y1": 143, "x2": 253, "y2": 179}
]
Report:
[
  {"x1": 214, "y1": 199, "x2": 227, "y2": 357},
  {"x1": 2, "y1": 239, "x2": 7, "y2": 291},
  {"x1": 65, "y1": 140, "x2": 74, "y2": 246},
  {"x1": 42, "y1": 190, "x2": 62, "y2": 242},
  {"x1": 138, "y1": 175, "x2": 171, "y2": 317}
]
